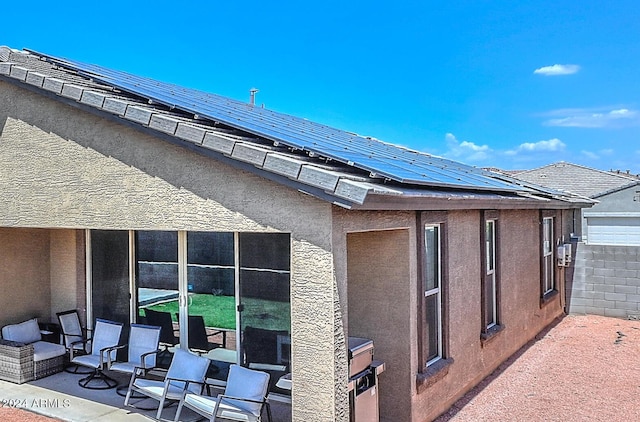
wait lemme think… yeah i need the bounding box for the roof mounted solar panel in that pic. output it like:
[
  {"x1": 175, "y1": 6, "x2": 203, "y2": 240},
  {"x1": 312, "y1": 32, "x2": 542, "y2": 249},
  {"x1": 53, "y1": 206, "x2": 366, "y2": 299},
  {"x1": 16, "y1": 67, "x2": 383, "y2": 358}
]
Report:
[{"x1": 27, "y1": 49, "x2": 533, "y2": 193}]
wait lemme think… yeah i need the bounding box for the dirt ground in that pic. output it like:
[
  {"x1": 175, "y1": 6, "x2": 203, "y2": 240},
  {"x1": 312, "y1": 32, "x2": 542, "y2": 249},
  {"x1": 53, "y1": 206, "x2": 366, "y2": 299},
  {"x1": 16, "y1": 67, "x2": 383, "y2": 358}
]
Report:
[
  {"x1": 2, "y1": 314, "x2": 640, "y2": 421},
  {"x1": 436, "y1": 314, "x2": 640, "y2": 421},
  {"x1": 0, "y1": 408, "x2": 61, "y2": 421}
]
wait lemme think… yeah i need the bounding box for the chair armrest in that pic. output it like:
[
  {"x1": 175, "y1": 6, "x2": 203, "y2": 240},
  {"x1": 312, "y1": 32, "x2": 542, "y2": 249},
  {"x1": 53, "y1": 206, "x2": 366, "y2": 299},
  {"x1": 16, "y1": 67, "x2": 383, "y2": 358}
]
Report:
[
  {"x1": 138, "y1": 349, "x2": 162, "y2": 369},
  {"x1": 166, "y1": 376, "x2": 205, "y2": 386},
  {"x1": 69, "y1": 339, "x2": 90, "y2": 360},
  {"x1": 218, "y1": 394, "x2": 267, "y2": 405},
  {"x1": 204, "y1": 378, "x2": 227, "y2": 388},
  {"x1": 98, "y1": 345, "x2": 118, "y2": 367},
  {"x1": 206, "y1": 329, "x2": 224, "y2": 339},
  {"x1": 105, "y1": 344, "x2": 127, "y2": 367}
]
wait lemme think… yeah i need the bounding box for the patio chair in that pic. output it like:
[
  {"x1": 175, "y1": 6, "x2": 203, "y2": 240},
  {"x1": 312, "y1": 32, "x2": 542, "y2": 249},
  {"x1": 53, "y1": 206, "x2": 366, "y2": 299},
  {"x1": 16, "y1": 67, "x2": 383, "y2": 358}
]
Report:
[
  {"x1": 56, "y1": 310, "x2": 93, "y2": 374},
  {"x1": 176, "y1": 313, "x2": 223, "y2": 354},
  {"x1": 70, "y1": 318, "x2": 124, "y2": 389},
  {"x1": 108, "y1": 323, "x2": 161, "y2": 396},
  {"x1": 174, "y1": 364, "x2": 272, "y2": 422},
  {"x1": 242, "y1": 326, "x2": 290, "y2": 395},
  {"x1": 144, "y1": 309, "x2": 178, "y2": 354},
  {"x1": 124, "y1": 347, "x2": 211, "y2": 420}
]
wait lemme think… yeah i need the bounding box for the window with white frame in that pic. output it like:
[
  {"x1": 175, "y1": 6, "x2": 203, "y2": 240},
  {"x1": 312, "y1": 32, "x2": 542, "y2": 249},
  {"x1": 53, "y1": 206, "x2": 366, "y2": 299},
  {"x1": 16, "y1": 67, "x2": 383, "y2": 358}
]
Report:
[
  {"x1": 542, "y1": 217, "x2": 555, "y2": 294},
  {"x1": 483, "y1": 219, "x2": 498, "y2": 329},
  {"x1": 424, "y1": 224, "x2": 442, "y2": 365}
]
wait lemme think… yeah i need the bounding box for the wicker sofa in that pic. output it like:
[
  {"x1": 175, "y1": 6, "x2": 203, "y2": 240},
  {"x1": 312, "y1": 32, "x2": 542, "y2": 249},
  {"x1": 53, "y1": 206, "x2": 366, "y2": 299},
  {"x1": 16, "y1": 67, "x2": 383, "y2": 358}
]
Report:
[{"x1": 0, "y1": 318, "x2": 66, "y2": 383}]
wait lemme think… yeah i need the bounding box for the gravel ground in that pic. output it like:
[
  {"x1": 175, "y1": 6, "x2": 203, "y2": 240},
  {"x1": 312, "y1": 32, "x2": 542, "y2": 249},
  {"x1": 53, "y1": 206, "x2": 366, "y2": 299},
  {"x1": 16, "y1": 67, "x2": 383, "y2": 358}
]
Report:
[
  {"x1": 2, "y1": 314, "x2": 639, "y2": 422},
  {"x1": 436, "y1": 314, "x2": 640, "y2": 422},
  {"x1": 0, "y1": 408, "x2": 61, "y2": 421}
]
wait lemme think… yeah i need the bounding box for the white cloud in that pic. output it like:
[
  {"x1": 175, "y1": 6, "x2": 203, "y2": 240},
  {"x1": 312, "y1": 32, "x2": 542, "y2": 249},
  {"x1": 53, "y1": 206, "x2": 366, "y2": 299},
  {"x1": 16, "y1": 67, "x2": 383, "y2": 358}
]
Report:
[
  {"x1": 444, "y1": 133, "x2": 490, "y2": 162},
  {"x1": 533, "y1": 64, "x2": 580, "y2": 76},
  {"x1": 581, "y1": 150, "x2": 599, "y2": 160},
  {"x1": 505, "y1": 138, "x2": 566, "y2": 157},
  {"x1": 543, "y1": 107, "x2": 640, "y2": 128}
]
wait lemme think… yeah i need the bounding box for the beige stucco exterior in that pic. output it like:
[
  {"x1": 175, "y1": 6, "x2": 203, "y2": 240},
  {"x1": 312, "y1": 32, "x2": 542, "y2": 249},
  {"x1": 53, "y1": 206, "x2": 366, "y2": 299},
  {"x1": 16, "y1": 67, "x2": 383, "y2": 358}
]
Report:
[
  {"x1": 0, "y1": 80, "x2": 345, "y2": 421},
  {"x1": 332, "y1": 208, "x2": 566, "y2": 421},
  {"x1": 0, "y1": 77, "x2": 572, "y2": 421}
]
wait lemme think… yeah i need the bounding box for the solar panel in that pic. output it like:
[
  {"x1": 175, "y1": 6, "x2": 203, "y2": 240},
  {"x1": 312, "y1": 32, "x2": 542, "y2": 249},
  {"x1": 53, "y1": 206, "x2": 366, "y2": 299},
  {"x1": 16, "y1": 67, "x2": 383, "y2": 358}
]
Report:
[{"x1": 28, "y1": 49, "x2": 531, "y2": 192}]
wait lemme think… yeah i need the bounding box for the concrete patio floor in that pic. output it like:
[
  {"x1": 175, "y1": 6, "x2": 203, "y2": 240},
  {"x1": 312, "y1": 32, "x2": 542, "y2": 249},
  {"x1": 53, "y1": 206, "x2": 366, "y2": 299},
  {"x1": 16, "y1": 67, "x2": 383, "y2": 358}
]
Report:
[{"x1": 0, "y1": 369, "x2": 291, "y2": 421}]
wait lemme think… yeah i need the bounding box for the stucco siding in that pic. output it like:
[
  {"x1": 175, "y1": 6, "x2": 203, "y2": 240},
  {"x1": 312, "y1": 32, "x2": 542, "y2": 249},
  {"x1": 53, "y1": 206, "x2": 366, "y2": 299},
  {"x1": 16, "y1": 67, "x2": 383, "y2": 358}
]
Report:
[
  {"x1": 332, "y1": 208, "x2": 565, "y2": 422},
  {"x1": 49, "y1": 229, "x2": 83, "y2": 322},
  {"x1": 413, "y1": 209, "x2": 563, "y2": 421},
  {"x1": 332, "y1": 209, "x2": 417, "y2": 422},
  {"x1": 0, "y1": 80, "x2": 344, "y2": 421},
  {"x1": 0, "y1": 228, "x2": 51, "y2": 324}
]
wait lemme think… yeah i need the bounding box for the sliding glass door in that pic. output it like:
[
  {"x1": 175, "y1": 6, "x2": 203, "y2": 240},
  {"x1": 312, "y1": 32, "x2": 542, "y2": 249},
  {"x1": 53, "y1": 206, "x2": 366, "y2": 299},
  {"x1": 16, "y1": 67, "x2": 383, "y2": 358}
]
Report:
[
  {"x1": 185, "y1": 232, "x2": 236, "y2": 357},
  {"x1": 90, "y1": 230, "x2": 130, "y2": 325},
  {"x1": 239, "y1": 233, "x2": 291, "y2": 372},
  {"x1": 135, "y1": 231, "x2": 180, "y2": 354},
  {"x1": 88, "y1": 229, "x2": 291, "y2": 383}
]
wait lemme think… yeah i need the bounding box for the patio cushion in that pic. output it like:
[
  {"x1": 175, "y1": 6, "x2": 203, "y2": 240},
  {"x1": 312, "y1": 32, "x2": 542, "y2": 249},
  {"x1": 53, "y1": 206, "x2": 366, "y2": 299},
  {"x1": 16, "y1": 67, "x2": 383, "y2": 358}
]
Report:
[
  {"x1": 32, "y1": 341, "x2": 66, "y2": 362},
  {"x1": 133, "y1": 378, "x2": 193, "y2": 400},
  {"x1": 2, "y1": 318, "x2": 42, "y2": 344},
  {"x1": 72, "y1": 354, "x2": 102, "y2": 369},
  {"x1": 184, "y1": 393, "x2": 261, "y2": 422}
]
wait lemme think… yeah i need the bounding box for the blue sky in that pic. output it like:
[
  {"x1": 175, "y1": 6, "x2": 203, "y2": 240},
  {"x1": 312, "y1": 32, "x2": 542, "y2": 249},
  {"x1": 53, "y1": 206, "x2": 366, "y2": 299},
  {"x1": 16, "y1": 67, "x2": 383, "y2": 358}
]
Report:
[{"x1": 3, "y1": 1, "x2": 640, "y2": 173}]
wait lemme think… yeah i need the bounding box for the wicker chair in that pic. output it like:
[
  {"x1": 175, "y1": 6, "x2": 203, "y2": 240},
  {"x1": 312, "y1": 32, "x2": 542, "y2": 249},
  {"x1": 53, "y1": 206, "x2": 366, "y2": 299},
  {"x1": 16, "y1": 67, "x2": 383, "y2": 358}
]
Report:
[{"x1": 1, "y1": 318, "x2": 66, "y2": 382}]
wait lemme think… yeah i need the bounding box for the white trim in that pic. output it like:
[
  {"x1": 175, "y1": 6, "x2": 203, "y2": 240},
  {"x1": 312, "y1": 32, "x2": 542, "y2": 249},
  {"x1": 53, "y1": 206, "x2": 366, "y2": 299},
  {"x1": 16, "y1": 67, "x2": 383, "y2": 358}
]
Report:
[
  {"x1": 178, "y1": 231, "x2": 189, "y2": 350},
  {"x1": 424, "y1": 224, "x2": 442, "y2": 365},
  {"x1": 542, "y1": 217, "x2": 554, "y2": 294},
  {"x1": 234, "y1": 232, "x2": 241, "y2": 361},
  {"x1": 85, "y1": 229, "x2": 93, "y2": 330},
  {"x1": 128, "y1": 230, "x2": 136, "y2": 323},
  {"x1": 584, "y1": 212, "x2": 640, "y2": 218},
  {"x1": 485, "y1": 219, "x2": 497, "y2": 327}
]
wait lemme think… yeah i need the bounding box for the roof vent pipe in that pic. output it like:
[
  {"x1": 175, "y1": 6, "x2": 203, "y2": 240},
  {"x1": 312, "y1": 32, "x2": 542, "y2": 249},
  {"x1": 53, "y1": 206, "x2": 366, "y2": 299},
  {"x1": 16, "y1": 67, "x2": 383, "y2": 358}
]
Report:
[{"x1": 249, "y1": 88, "x2": 259, "y2": 106}]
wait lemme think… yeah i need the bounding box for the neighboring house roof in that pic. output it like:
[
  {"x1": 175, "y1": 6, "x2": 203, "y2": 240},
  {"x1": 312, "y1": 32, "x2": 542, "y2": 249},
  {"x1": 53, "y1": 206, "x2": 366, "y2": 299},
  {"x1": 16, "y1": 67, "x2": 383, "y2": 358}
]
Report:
[
  {"x1": 0, "y1": 47, "x2": 592, "y2": 210},
  {"x1": 512, "y1": 162, "x2": 639, "y2": 199}
]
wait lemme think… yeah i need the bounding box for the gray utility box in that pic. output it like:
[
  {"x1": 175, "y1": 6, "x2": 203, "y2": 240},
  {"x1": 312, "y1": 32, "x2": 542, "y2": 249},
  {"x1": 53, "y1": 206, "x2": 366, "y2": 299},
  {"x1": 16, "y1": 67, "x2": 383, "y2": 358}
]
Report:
[{"x1": 348, "y1": 337, "x2": 385, "y2": 422}]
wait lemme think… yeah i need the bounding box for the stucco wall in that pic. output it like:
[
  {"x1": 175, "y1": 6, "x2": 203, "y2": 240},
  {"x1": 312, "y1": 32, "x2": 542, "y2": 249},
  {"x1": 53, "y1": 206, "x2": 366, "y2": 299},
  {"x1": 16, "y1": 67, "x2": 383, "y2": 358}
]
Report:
[
  {"x1": 332, "y1": 209, "x2": 417, "y2": 422},
  {"x1": 415, "y1": 209, "x2": 564, "y2": 421},
  {"x1": 347, "y1": 229, "x2": 413, "y2": 422},
  {"x1": 567, "y1": 243, "x2": 640, "y2": 318},
  {"x1": 49, "y1": 229, "x2": 84, "y2": 322},
  {"x1": 0, "y1": 228, "x2": 51, "y2": 324},
  {"x1": 333, "y1": 208, "x2": 565, "y2": 422},
  {"x1": 0, "y1": 80, "x2": 343, "y2": 421}
]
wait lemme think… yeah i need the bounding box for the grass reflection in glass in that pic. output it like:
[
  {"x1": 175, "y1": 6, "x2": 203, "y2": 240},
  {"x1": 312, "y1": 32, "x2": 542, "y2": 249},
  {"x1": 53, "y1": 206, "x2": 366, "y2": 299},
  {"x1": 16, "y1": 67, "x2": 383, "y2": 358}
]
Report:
[{"x1": 143, "y1": 294, "x2": 290, "y2": 332}]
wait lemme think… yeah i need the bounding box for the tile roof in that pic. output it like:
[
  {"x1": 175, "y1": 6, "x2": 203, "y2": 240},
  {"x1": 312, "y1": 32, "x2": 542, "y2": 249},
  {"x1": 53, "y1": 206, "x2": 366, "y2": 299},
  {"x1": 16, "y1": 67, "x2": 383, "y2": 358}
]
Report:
[
  {"x1": 512, "y1": 162, "x2": 639, "y2": 198},
  {"x1": 0, "y1": 47, "x2": 592, "y2": 209}
]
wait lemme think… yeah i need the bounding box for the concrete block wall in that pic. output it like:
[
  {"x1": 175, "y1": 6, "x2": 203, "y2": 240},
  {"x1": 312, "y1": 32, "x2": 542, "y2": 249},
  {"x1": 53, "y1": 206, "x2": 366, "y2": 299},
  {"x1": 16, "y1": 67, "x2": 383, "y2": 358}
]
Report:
[{"x1": 567, "y1": 243, "x2": 640, "y2": 318}]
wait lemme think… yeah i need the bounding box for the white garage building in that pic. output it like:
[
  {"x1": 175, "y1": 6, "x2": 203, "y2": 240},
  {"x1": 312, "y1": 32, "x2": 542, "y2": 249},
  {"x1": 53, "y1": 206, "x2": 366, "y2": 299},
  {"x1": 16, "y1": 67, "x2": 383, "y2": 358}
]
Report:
[{"x1": 513, "y1": 162, "x2": 640, "y2": 246}]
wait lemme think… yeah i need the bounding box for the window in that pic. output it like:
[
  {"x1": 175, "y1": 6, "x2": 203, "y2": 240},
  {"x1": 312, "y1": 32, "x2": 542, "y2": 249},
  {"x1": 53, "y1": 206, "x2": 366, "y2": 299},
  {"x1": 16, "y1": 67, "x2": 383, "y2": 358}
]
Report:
[
  {"x1": 423, "y1": 224, "x2": 442, "y2": 365},
  {"x1": 483, "y1": 218, "x2": 498, "y2": 330},
  {"x1": 542, "y1": 216, "x2": 555, "y2": 294}
]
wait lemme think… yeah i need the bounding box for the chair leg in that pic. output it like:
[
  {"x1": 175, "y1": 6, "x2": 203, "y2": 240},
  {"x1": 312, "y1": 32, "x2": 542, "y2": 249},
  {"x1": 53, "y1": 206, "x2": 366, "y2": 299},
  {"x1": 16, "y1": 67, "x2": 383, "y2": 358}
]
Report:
[
  {"x1": 78, "y1": 369, "x2": 118, "y2": 390},
  {"x1": 156, "y1": 395, "x2": 167, "y2": 420},
  {"x1": 264, "y1": 401, "x2": 273, "y2": 422},
  {"x1": 64, "y1": 363, "x2": 94, "y2": 375},
  {"x1": 174, "y1": 399, "x2": 185, "y2": 422}
]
